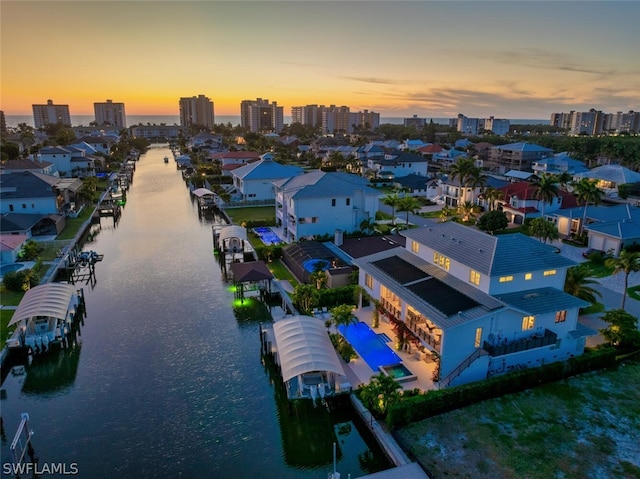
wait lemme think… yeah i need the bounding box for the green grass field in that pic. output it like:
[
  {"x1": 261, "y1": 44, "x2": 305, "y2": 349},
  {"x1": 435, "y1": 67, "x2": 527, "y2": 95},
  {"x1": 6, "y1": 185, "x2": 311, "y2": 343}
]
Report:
[
  {"x1": 56, "y1": 207, "x2": 93, "y2": 240},
  {"x1": 267, "y1": 259, "x2": 299, "y2": 287},
  {"x1": 396, "y1": 360, "x2": 640, "y2": 479},
  {"x1": 224, "y1": 206, "x2": 275, "y2": 224},
  {"x1": 1, "y1": 309, "x2": 16, "y2": 344}
]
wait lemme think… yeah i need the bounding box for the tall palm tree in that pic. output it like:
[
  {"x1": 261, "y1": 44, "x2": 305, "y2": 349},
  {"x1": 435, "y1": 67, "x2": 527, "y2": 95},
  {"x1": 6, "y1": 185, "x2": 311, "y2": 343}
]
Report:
[
  {"x1": 573, "y1": 178, "x2": 603, "y2": 235},
  {"x1": 533, "y1": 174, "x2": 559, "y2": 217},
  {"x1": 397, "y1": 196, "x2": 421, "y2": 228},
  {"x1": 457, "y1": 201, "x2": 479, "y2": 222},
  {"x1": 482, "y1": 186, "x2": 504, "y2": 212},
  {"x1": 449, "y1": 158, "x2": 476, "y2": 205},
  {"x1": 330, "y1": 304, "x2": 358, "y2": 330},
  {"x1": 359, "y1": 217, "x2": 376, "y2": 235},
  {"x1": 605, "y1": 250, "x2": 640, "y2": 310},
  {"x1": 564, "y1": 265, "x2": 602, "y2": 304},
  {"x1": 554, "y1": 171, "x2": 573, "y2": 191},
  {"x1": 383, "y1": 192, "x2": 401, "y2": 225}
]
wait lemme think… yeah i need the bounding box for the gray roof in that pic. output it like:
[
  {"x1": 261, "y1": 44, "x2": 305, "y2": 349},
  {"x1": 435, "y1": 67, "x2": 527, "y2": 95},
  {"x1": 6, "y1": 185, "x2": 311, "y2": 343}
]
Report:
[
  {"x1": 276, "y1": 170, "x2": 379, "y2": 200},
  {"x1": 574, "y1": 165, "x2": 640, "y2": 185},
  {"x1": 0, "y1": 171, "x2": 59, "y2": 200},
  {"x1": 1, "y1": 213, "x2": 44, "y2": 232},
  {"x1": 353, "y1": 248, "x2": 504, "y2": 329},
  {"x1": 495, "y1": 287, "x2": 588, "y2": 315},
  {"x1": 554, "y1": 204, "x2": 640, "y2": 223},
  {"x1": 401, "y1": 222, "x2": 576, "y2": 276},
  {"x1": 491, "y1": 142, "x2": 553, "y2": 153}
]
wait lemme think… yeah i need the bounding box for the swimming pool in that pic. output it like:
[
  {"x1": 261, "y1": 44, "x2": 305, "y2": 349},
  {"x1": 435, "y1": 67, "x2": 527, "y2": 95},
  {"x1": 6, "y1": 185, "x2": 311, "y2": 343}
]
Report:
[
  {"x1": 302, "y1": 258, "x2": 330, "y2": 272},
  {"x1": 0, "y1": 263, "x2": 24, "y2": 276},
  {"x1": 380, "y1": 363, "x2": 416, "y2": 383},
  {"x1": 338, "y1": 322, "x2": 401, "y2": 371},
  {"x1": 254, "y1": 227, "x2": 282, "y2": 246}
]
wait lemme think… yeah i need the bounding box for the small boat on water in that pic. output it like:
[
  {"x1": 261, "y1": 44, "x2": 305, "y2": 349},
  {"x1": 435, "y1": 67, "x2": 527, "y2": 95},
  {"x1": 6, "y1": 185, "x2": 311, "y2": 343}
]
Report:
[{"x1": 164, "y1": 156, "x2": 169, "y2": 163}]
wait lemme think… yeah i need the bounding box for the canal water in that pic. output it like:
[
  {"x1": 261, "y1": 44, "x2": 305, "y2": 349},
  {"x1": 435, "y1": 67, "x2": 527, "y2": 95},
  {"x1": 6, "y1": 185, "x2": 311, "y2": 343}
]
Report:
[{"x1": 0, "y1": 146, "x2": 391, "y2": 478}]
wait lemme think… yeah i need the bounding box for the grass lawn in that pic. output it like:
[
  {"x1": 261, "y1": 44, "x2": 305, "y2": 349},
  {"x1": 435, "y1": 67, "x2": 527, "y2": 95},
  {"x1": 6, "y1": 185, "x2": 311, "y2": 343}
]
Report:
[
  {"x1": 224, "y1": 206, "x2": 275, "y2": 224},
  {"x1": 581, "y1": 261, "x2": 615, "y2": 278},
  {"x1": 56, "y1": 207, "x2": 94, "y2": 240},
  {"x1": 267, "y1": 259, "x2": 299, "y2": 287},
  {"x1": 419, "y1": 210, "x2": 444, "y2": 219},
  {"x1": 0, "y1": 285, "x2": 24, "y2": 306},
  {"x1": 580, "y1": 301, "x2": 606, "y2": 315},
  {"x1": 396, "y1": 360, "x2": 640, "y2": 479},
  {"x1": 1, "y1": 309, "x2": 16, "y2": 344}
]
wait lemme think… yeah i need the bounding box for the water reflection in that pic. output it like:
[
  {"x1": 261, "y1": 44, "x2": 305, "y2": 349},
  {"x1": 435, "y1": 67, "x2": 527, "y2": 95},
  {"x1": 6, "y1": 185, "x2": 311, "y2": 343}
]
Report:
[{"x1": 21, "y1": 345, "x2": 82, "y2": 395}]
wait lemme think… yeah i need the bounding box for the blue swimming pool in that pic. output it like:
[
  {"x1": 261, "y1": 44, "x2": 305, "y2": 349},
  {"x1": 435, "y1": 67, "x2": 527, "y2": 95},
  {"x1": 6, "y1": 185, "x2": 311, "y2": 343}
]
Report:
[
  {"x1": 338, "y1": 322, "x2": 401, "y2": 371},
  {"x1": 254, "y1": 227, "x2": 282, "y2": 245},
  {"x1": 0, "y1": 263, "x2": 24, "y2": 276},
  {"x1": 302, "y1": 258, "x2": 330, "y2": 272}
]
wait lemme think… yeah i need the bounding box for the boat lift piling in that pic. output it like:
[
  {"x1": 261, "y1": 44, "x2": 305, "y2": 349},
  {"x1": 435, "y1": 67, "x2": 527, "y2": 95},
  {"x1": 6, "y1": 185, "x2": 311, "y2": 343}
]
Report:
[{"x1": 9, "y1": 413, "x2": 35, "y2": 473}]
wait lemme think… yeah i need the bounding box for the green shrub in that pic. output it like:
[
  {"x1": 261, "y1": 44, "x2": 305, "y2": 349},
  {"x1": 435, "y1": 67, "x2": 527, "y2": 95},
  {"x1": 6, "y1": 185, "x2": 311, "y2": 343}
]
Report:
[{"x1": 2, "y1": 269, "x2": 41, "y2": 292}]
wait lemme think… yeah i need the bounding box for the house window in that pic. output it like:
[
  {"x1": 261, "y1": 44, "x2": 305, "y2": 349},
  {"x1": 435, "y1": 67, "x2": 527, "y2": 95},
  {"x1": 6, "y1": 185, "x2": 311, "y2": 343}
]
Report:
[
  {"x1": 9, "y1": 204, "x2": 14, "y2": 212},
  {"x1": 311, "y1": 217, "x2": 318, "y2": 223},
  {"x1": 365, "y1": 273, "x2": 373, "y2": 289},
  {"x1": 331, "y1": 198, "x2": 336, "y2": 207},
  {"x1": 522, "y1": 316, "x2": 535, "y2": 330},
  {"x1": 499, "y1": 275, "x2": 514, "y2": 282},
  {"x1": 346, "y1": 198, "x2": 350, "y2": 206},
  {"x1": 525, "y1": 273, "x2": 533, "y2": 280},
  {"x1": 555, "y1": 310, "x2": 567, "y2": 323},
  {"x1": 411, "y1": 240, "x2": 419, "y2": 253},
  {"x1": 544, "y1": 270, "x2": 557, "y2": 276},
  {"x1": 433, "y1": 252, "x2": 450, "y2": 271},
  {"x1": 474, "y1": 327, "x2": 483, "y2": 348},
  {"x1": 22, "y1": 204, "x2": 27, "y2": 209},
  {"x1": 469, "y1": 270, "x2": 481, "y2": 286}
]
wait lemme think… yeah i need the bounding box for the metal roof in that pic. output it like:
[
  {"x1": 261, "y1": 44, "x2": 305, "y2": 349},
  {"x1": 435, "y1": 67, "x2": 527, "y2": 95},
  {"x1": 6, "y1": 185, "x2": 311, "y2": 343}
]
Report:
[
  {"x1": 9, "y1": 283, "x2": 77, "y2": 326},
  {"x1": 401, "y1": 223, "x2": 576, "y2": 276},
  {"x1": 494, "y1": 287, "x2": 589, "y2": 315},
  {"x1": 272, "y1": 315, "x2": 346, "y2": 383}
]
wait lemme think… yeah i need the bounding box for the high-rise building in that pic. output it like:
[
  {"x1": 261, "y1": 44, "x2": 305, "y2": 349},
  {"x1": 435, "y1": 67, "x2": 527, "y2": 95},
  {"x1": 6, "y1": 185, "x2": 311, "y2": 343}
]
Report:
[
  {"x1": 550, "y1": 112, "x2": 573, "y2": 131},
  {"x1": 483, "y1": 116, "x2": 510, "y2": 136},
  {"x1": 179, "y1": 94, "x2": 215, "y2": 128},
  {"x1": 240, "y1": 98, "x2": 283, "y2": 133},
  {"x1": 552, "y1": 109, "x2": 638, "y2": 135},
  {"x1": 0, "y1": 110, "x2": 6, "y2": 134},
  {"x1": 291, "y1": 104, "x2": 323, "y2": 128},
  {"x1": 94, "y1": 99, "x2": 127, "y2": 128},
  {"x1": 32, "y1": 99, "x2": 71, "y2": 128},
  {"x1": 570, "y1": 109, "x2": 604, "y2": 136},
  {"x1": 404, "y1": 115, "x2": 426, "y2": 129}
]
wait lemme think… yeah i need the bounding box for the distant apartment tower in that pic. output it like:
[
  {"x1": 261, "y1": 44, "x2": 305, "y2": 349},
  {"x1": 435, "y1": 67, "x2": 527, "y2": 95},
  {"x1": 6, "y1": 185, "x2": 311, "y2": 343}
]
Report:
[
  {"x1": 179, "y1": 94, "x2": 215, "y2": 128},
  {"x1": 603, "y1": 111, "x2": 640, "y2": 133},
  {"x1": 0, "y1": 110, "x2": 5, "y2": 134},
  {"x1": 32, "y1": 99, "x2": 71, "y2": 128},
  {"x1": 484, "y1": 116, "x2": 510, "y2": 136},
  {"x1": 240, "y1": 98, "x2": 284, "y2": 133},
  {"x1": 456, "y1": 114, "x2": 481, "y2": 135},
  {"x1": 321, "y1": 105, "x2": 352, "y2": 134},
  {"x1": 570, "y1": 109, "x2": 604, "y2": 136},
  {"x1": 404, "y1": 115, "x2": 426, "y2": 129},
  {"x1": 352, "y1": 110, "x2": 380, "y2": 131},
  {"x1": 94, "y1": 99, "x2": 127, "y2": 128},
  {"x1": 291, "y1": 104, "x2": 323, "y2": 128},
  {"x1": 550, "y1": 112, "x2": 573, "y2": 131}
]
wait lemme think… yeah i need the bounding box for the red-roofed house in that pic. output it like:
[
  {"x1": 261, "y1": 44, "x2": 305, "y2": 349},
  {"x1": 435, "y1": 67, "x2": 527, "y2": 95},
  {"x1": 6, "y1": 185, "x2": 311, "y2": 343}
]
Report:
[
  {"x1": 210, "y1": 151, "x2": 261, "y2": 176},
  {"x1": 498, "y1": 181, "x2": 578, "y2": 224},
  {"x1": 0, "y1": 234, "x2": 28, "y2": 263},
  {"x1": 418, "y1": 144, "x2": 444, "y2": 159}
]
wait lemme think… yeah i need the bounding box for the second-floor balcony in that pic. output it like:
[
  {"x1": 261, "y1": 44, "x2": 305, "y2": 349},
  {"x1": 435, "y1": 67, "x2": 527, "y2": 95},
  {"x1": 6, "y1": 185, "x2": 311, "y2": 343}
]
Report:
[{"x1": 483, "y1": 329, "x2": 557, "y2": 357}]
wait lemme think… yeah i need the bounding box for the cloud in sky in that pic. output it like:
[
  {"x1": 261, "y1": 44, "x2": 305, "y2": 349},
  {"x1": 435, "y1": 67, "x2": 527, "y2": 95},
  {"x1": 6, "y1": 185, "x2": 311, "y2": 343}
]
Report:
[{"x1": 1, "y1": 1, "x2": 638, "y2": 118}]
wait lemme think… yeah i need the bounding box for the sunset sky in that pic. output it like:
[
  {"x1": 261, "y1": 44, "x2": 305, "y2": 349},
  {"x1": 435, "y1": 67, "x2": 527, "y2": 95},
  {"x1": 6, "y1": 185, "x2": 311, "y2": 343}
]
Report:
[{"x1": 1, "y1": 1, "x2": 638, "y2": 119}]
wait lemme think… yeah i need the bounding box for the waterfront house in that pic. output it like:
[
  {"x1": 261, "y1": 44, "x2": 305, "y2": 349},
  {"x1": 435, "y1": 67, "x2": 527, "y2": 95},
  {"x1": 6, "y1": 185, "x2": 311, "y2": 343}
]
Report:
[
  {"x1": 441, "y1": 175, "x2": 508, "y2": 209},
  {"x1": 367, "y1": 151, "x2": 428, "y2": 180},
  {"x1": 0, "y1": 171, "x2": 83, "y2": 216},
  {"x1": 35, "y1": 146, "x2": 96, "y2": 178},
  {"x1": 532, "y1": 152, "x2": 588, "y2": 177},
  {"x1": 231, "y1": 156, "x2": 303, "y2": 202},
  {"x1": 355, "y1": 221, "x2": 590, "y2": 387},
  {"x1": 274, "y1": 170, "x2": 380, "y2": 242},
  {"x1": 211, "y1": 151, "x2": 261, "y2": 176},
  {"x1": 0, "y1": 158, "x2": 55, "y2": 176}
]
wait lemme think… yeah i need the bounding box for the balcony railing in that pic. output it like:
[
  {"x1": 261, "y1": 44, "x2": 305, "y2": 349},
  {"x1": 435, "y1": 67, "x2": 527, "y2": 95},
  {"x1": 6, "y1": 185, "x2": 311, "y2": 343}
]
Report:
[{"x1": 483, "y1": 329, "x2": 557, "y2": 357}]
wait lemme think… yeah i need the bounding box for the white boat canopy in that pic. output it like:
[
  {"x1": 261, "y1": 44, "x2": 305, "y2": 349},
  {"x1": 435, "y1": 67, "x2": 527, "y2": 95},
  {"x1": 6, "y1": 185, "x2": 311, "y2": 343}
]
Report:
[
  {"x1": 192, "y1": 188, "x2": 215, "y2": 198},
  {"x1": 218, "y1": 225, "x2": 247, "y2": 243},
  {"x1": 272, "y1": 315, "x2": 346, "y2": 383},
  {"x1": 8, "y1": 283, "x2": 77, "y2": 326}
]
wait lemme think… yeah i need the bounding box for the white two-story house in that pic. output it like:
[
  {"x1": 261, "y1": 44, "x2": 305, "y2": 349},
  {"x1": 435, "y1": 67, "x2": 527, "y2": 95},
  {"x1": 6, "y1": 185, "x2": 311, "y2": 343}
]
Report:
[
  {"x1": 274, "y1": 171, "x2": 381, "y2": 242},
  {"x1": 355, "y1": 220, "x2": 591, "y2": 388},
  {"x1": 35, "y1": 146, "x2": 96, "y2": 178}
]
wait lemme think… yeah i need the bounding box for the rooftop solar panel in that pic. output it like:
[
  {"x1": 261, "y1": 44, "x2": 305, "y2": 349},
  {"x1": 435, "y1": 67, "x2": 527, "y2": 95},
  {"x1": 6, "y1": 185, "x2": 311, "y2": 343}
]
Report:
[{"x1": 372, "y1": 256, "x2": 430, "y2": 284}]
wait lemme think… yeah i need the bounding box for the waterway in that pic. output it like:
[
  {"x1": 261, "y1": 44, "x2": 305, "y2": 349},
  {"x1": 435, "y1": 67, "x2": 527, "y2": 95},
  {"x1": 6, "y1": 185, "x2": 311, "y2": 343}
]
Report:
[{"x1": 0, "y1": 145, "x2": 391, "y2": 478}]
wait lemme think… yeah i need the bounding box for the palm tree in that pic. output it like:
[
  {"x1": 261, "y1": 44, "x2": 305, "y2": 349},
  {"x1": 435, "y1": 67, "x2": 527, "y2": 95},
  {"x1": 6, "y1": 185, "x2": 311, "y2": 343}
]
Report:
[
  {"x1": 383, "y1": 192, "x2": 401, "y2": 226},
  {"x1": 528, "y1": 217, "x2": 560, "y2": 244},
  {"x1": 359, "y1": 217, "x2": 376, "y2": 235},
  {"x1": 397, "y1": 196, "x2": 421, "y2": 228},
  {"x1": 439, "y1": 205, "x2": 453, "y2": 222},
  {"x1": 330, "y1": 304, "x2": 358, "y2": 330},
  {"x1": 564, "y1": 265, "x2": 602, "y2": 304},
  {"x1": 554, "y1": 171, "x2": 573, "y2": 190},
  {"x1": 292, "y1": 284, "x2": 319, "y2": 315},
  {"x1": 449, "y1": 158, "x2": 477, "y2": 205},
  {"x1": 457, "y1": 201, "x2": 479, "y2": 222},
  {"x1": 482, "y1": 186, "x2": 504, "y2": 212},
  {"x1": 357, "y1": 372, "x2": 402, "y2": 415},
  {"x1": 605, "y1": 250, "x2": 640, "y2": 310},
  {"x1": 533, "y1": 174, "x2": 559, "y2": 217},
  {"x1": 573, "y1": 178, "x2": 603, "y2": 235}
]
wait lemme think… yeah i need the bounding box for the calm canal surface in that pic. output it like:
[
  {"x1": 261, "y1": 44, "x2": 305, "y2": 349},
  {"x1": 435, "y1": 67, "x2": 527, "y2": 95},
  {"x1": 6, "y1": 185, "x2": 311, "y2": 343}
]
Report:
[{"x1": 0, "y1": 146, "x2": 390, "y2": 478}]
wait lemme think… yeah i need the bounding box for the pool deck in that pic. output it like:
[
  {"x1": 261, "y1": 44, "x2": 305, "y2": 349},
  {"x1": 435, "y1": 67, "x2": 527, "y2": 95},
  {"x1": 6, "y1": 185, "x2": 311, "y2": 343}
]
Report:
[{"x1": 326, "y1": 306, "x2": 438, "y2": 393}]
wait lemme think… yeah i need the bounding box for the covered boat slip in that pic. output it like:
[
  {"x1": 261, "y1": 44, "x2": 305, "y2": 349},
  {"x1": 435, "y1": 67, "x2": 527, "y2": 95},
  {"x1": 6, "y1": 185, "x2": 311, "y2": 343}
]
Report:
[
  {"x1": 6, "y1": 283, "x2": 83, "y2": 351},
  {"x1": 262, "y1": 315, "x2": 350, "y2": 401}
]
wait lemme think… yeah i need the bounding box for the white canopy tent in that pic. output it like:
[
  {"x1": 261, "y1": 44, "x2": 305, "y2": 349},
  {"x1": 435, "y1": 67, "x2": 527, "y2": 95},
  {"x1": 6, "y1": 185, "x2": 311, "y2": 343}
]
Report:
[
  {"x1": 9, "y1": 283, "x2": 77, "y2": 326},
  {"x1": 272, "y1": 315, "x2": 346, "y2": 383}
]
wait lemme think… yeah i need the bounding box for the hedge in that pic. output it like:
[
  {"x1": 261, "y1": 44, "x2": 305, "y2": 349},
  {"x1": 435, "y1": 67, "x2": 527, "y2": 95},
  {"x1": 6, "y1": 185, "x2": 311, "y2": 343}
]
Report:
[{"x1": 386, "y1": 346, "x2": 618, "y2": 429}]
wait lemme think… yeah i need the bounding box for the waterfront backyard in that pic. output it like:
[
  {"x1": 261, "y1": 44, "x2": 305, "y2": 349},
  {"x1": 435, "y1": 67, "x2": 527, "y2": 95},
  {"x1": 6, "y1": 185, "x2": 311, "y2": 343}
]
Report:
[{"x1": 395, "y1": 359, "x2": 640, "y2": 479}]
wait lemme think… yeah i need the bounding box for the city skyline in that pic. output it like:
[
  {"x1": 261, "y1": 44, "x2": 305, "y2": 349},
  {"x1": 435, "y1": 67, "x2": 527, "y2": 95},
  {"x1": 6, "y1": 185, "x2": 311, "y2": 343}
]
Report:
[{"x1": 1, "y1": 1, "x2": 638, "y2": 119}]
